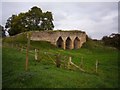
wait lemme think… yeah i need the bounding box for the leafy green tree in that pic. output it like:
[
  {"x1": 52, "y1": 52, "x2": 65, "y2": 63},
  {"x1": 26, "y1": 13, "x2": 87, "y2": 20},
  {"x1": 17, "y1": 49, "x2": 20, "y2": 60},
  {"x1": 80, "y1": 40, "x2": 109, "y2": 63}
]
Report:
[
  {"x1": 5, "y1": 14, "x2": 19, "y2": 35},
  {"x1": 41, "y1": 11, "x2": 54, "y2": 30},
  {"x1": 5, "y1": 6, "x2": 54, "y2": 36},
  {"x1": 26, "y1": 6, "x2": 43, "y2": 30}
]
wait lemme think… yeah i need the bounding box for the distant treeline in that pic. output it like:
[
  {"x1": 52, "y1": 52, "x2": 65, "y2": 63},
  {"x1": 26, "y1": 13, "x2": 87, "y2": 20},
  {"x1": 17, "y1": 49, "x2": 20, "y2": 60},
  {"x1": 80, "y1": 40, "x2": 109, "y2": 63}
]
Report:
[{"x1": 102, "y1": 33, "x2": 120, "y2": 50}]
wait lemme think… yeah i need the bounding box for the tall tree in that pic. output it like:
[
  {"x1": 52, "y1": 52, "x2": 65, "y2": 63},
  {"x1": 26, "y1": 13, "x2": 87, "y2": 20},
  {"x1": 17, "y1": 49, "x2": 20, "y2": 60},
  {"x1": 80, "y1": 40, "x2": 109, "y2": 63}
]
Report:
[{"x1": 5, "y1": 6, "x2": 54, "y2": 36}]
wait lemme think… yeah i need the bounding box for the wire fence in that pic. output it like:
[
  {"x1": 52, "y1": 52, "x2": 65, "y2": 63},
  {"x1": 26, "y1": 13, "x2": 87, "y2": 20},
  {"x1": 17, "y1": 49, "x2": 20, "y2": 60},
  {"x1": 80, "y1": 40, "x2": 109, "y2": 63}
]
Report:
[{"x1": 3, "y1": 42, "x2": 99, "y2": 74}]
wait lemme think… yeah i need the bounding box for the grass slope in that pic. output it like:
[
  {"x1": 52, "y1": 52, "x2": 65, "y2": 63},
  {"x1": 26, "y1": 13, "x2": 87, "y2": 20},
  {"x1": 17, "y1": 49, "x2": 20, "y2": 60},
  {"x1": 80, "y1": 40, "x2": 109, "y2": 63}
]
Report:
[{"x1": 2, "y1": 32, "x2": 119, "y2": 88}]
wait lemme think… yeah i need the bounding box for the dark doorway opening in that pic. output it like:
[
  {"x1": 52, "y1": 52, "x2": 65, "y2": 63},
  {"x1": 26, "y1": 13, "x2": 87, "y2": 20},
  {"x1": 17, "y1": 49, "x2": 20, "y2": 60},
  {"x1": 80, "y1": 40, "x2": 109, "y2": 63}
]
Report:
[
  {"x1": 74, "y1": 37, "x2": 80, "y2": 49},
  {"x1": 57, "y1": 36, "x2": 64, "y2": 48},
  {"x1": 66, "y1": 37, "x2": 72, "y2": 49}
]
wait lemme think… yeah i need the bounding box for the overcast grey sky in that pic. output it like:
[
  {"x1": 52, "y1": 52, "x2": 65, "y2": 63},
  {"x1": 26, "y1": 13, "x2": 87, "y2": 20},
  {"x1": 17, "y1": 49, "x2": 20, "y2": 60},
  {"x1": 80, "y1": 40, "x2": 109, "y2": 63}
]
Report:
[{"x1": 1, "y1": 2, "x2": 118, "y2": 39}]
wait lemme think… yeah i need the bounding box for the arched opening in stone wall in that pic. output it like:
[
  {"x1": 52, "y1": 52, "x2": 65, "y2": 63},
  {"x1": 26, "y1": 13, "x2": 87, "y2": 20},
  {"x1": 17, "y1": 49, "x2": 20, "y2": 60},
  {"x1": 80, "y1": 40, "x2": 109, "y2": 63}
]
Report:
[
  {"x1": 66, "y1": 37, "x2": 72, "y2": 49},
  {"x1": 74, "y1": 37, "x2": 80, "y2": 49},
  {"x1": 57, "y1": 36, "x2": 64, "y2": 49}
]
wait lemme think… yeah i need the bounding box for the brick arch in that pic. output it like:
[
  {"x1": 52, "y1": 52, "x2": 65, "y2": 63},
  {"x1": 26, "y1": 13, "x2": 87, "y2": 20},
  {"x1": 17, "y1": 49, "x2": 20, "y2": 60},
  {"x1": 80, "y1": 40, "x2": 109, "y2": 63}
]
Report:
[
  {"x1": 74, "y1": 37, "x2": 80, "y2": 49},
  {"x1": 56, "y1": 36, "x2": 64, "y2": 49},
  {"x1": 65, "y1": 37, "x2": 72, "y2": 49}
]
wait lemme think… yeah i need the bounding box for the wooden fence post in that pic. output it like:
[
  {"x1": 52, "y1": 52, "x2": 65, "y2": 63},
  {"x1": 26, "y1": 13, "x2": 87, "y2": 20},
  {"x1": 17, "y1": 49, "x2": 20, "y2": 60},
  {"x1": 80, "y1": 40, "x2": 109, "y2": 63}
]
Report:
[
  {"x1": 25, "y1": 32, "x2": 30, "y2": 71},
  {"x1": 63, "y1": 56, "x2": 67, "y2": 68},
  {"x1": 35, "y1": 49, "x2": 38, "y2": 61},
  {"x1": 95, "y1": 60, "x2": 98, "y2": 73},
  {"x1": 55, "y1": 54, "x2": 61, "y2": 68},
  {"x1": 68, "y1": 56, "x2": 85, "y2": 72},
  {"x1": 68, "y1": 56, "x2": 72, "y2": 70}
]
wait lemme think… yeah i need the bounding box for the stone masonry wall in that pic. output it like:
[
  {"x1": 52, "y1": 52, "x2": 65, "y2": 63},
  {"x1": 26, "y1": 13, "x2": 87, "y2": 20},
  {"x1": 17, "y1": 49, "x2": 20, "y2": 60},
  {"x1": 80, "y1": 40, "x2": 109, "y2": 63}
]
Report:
[{"x1": 30, "y1": 30, "x2": 86, "y2": 49}]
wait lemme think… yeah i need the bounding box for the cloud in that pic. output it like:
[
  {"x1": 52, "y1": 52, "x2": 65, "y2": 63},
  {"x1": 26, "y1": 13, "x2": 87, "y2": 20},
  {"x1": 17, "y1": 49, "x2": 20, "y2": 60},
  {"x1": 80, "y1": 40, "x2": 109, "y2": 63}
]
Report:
[
  {"x1": 1, "y1": 2, "x2": 118, "y2": 39},
  {"x1": 53, "y1": 2, "x2": 118, "y2": 39},
  {"x1": 0, "y1": 2, "x2": 2, "y2": 24}
]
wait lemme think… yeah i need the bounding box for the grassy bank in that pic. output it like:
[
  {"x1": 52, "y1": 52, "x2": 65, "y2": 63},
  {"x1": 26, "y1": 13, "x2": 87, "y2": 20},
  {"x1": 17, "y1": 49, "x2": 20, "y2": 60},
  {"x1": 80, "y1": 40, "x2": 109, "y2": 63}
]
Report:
[{"x1": 2, "y1": 33, "x2": 119, "y2": 88}]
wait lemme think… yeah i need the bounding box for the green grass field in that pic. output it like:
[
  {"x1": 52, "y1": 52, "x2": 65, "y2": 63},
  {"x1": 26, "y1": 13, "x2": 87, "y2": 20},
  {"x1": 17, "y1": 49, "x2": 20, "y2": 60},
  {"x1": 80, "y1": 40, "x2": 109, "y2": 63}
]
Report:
[{"x1": 2, "y1": 33, "x2": 119, "y2": 88}]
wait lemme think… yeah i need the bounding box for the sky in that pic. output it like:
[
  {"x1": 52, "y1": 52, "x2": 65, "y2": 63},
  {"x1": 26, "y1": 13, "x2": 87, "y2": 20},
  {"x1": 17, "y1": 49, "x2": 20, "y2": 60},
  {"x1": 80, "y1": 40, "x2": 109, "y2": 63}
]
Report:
[{"x1": 1, "y1": 1, "x2": 119, "y2": 39}]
